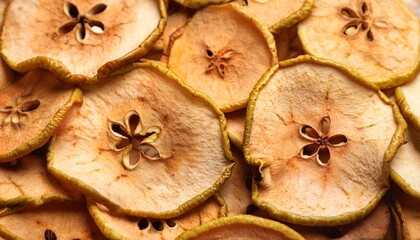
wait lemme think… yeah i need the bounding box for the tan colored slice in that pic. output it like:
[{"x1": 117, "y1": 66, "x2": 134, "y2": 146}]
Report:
[
  {"x1": 0, "y1": 201, "x2": 106, "y2": 240},
  {"x1": 236, "y1": 0, "x2": 313, "y2": 32},
  {"x1": 87, "y1": 196, "x2": 223, "y2": 240},
  {"x1": 219, "y1": 145, "x2": 253, "y2": 216},
  {"x1": 392, "y1": 187, "x2": 420, "y2": 240},
  {"x1": 298, "y1": 0, "x2": 420, "y2": 88},
  {"x1": 226, "y1": 108, "x2": 246, "y2": 149},
  {"x1": 0, "y1": 69, "x2": 82, "y2": 162},
  {"x1": 395, "y1": 73, "x2": 420, "y2": 132},
  {"x1": 293, "y1": 200, "x2": 393, "y2": 239},
  {"x1": 391, "y1": 125, "x2": 420, "y2": 199},
  {"x1": 0, "y1": 154, "x2": 79, "y2": 208},
  {"x1": 168, "y1": 3, "x2": 277, "y2": 112},
  {"x1": 244, "y1": 55, "x2": 405, "y2": 226},
  {"x1": 0, "y1": 0, "x2": 16, "y2": 90},
  {"x1": 1, "y1": 0, "x2": 166, "y2": 85},
  {"x1": 176, "y1": 214, "x2": 305, "y2": 240},
  {"x1": 48, "y1": 61, "x2": 234, "y2": 218}
]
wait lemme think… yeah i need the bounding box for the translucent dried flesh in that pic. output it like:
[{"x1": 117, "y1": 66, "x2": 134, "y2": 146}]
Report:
[
  {"x1": 168, "y1": 3, "x2": 277, "y2": 112},
  {"x1": 298, "y1": 0, "x2": 420, "y2": 88},
  {"x1": 391, "y1": 126, "x2": 420, "y2": 199},
  {"x1": 225, "y1": 108, "x2": 246, "y2": 148},
  {"x1": 0, "y1": 69, "x2": 82, "y2": 162},
  {"x1": 293, "y1": 200, "x2": 391, "y2": 239},
  {"x1": 1, "y1": 0, "x2": 165, "y2": 84},
  {"x1": 48, "y1": 62, "x2": 233, "y2": 218},
  {"x1": 0, "y1": 154, "x2": 78, "y2": 207},
  {"x1": 244, "y1": 56, "x2": 404, "y2": 226},
  {"x1": 395, "y1": 73, "x2": 420, "y2": 132},
  {"x1": 176, "y1": 214, "x2": 305, "y2": 240},
  {"x1": 87, "y1": 196, "x2": 222, "y2": 240},
  {"x1": 237, "y1": 0, "x2": 313, "y2": 32},
  {"x1": 0, "y1": 201, "x2": 106, "y2": 240}
]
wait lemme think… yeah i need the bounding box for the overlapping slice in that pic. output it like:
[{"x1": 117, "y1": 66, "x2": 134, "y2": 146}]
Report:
[
  {"x1": 0, "y1": 154, "x2": 78, "y2": 208},
  {"x1": 176, "y1": 215, "x2": 305, "y2": 240},
  {"x1": 392, "y1": 187, "x2": 420, "y2": 239},
  {"x1": 395, "y1": 73, "x2": 420, "y2": 132},
  {"x1": 0, "y1": 69, "x2": 82, "y2": 162},
  {"x1": 298, "y1": 0, "x2": 420, "y2": 88},
  {"x1": 226, "y1": 109, "x2": 246, "y2": 148},
  {"x1": 48, "y1": 61, "x2": 234, "y2": 218},
  {"x1": 87, "y1": 196, "x2": 223, "y2": 240},
  {"x1": 0, "y1": 201, "x2": 106, "y2": 240},
  {"x1": 168, "y1": 3, "x2": 277, "y2": 112},
  {"x1": 236, "y1": 0, "x2": 313, "y2": 32},
  {"x1": 244, "y1": 55, "x2": 405, "y2": 226},
  {"x1": 1, "y1": 0, "x2": 166, "y2": 85}
]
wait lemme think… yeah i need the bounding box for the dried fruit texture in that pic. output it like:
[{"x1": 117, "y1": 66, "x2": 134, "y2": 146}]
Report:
[
  {"x1": 293, "y1": 200, "x2": 392, "y2": 239},
  {"x1": 172, "y1": 0, "x2": 230, "y2": 9},
  {"x1": 392, "y1": 188, "x2": 420, "y2": 239},
  {"x1": 0, "y1": 201, "x2": 106, "y2": 240},
  {"x1": 395, "y1": 73, "x2": 420, "y2": 132},
  {"x1": 298, "y1": 0, "x2": 420, "y2": 89},
  {"x1": 244, "y1": 56, "x2": 405, "y2": 226},
  {"x1": 0, "y1": 154, "x2": 78, "y2": 208},
  {"x1": 176, "y1": 214, "x2": 305, "y2": 240},
  {"x1": 0, "y1": 0, "x2": 15, "y2": 90},
  {"x1": 168, "y1": 3, "x2": 277, "y2": 112},
  {"x1": 225, "y1": 108, "x2": 246, "y2": 148},
  {"x1": 48, "y1": 62, "x2": 233, "y2": 218},
  {"x1": 391, "y1": 126, "x2": 420, "y2": 199},
  {"x1": 1, "y1": 0, "x2": 166, "y2": 85},
  {"x1": 237, "y1": 0, "x2": 313, "y2": 32},
  {"x1": 219, "y1": 146, "x2": 253, "y2": 216},
  {"x1": 87, "y1": 196, "x2": 222, "y2": 240},
  {"x1": 0, "y1": 69, "x2": 82, "y2": 162}
]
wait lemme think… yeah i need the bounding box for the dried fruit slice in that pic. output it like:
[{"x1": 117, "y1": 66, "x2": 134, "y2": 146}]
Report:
[
  {"x1": 0, "y1": 201, "x2": 106, "y2": 240},
  {"x1": 226, "y1": 108, "x2": 246, "y2": 148},
  {"x1": 244, "y1": 55, "x2": 405, "y2": 226},
  {"x1": 48, "y1": 61, "x2": 234, "y2": 218},
  {"x1": 237, "y1": 0, "x2": 313, "y2": 32},
  {"x1": 0, "y1": 0, "x2": 16, "y2": 90},
  {"x1": 168, "y1": 3, "x2": 277, "y2": 112},
  {"x1": 176, "y1": 214, "x2": 305, "y2": 240},
  {"x1": 0, "y1": 154, "x2": 78, "y2": 208},
  {"x1": 395, "y1": 73, "x2": 420, "y2": 132},
  {"x1": 1, "y1": 0, "x2": 166, "y2": 85},
  {"x1": 390, "y1": 126, "x2": 420, "y2": 199},
  {"x1": 298, "y1": 0, "x2": 420, "y2": 88},
  {"x1": 0, "y1": 69, "x2": 82, "y2": 162},
  {"x1": 292, "y1": 200, "x2": 393, "y2": 239},
  {"x1": 392, "y1": 187, "x2": 420, "y2": 239},
  {"x1": 87, "y1": 196, "x2": 223, "y2": 240}
]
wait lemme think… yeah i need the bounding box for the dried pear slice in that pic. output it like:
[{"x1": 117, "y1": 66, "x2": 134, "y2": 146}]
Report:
[
  {"x1": 390, "y1": 126, "x2": 420, "y2": 199},
  {"x1": 48, "y1": 61, "x2": 234, "y2": 218},
  {"x1": 87, "y1": 196, "x2": 223, "y2": 240},
  {"x1": 0, "y1": 154, "x2": 79, "y2": 208},
  {"x1": 226, "y1": 108, "x2": 246, "y2": 149},
  {"x1": 1, "y1": 0, "x2": 166, "y2": 85},
  {"x1": 176, "y1": 214, "x2": 305, "y2": 240},
  {"x1": 293, "y1": 200, "x2": 393, "y2": 239},
  {"x1": 0, "y1": 69, "x2": 82, "y2": 162},
  {"x1": 168, "y1": 3, "x2": 277, "y2": 112},
  {"x1": 0, "y1": 201, "x2": 106, "y2": 240},
  {"x1": 395, "y1": 73, "x2": 420, "y2": 132},
  {"x1": 219, "y1": 145, "x2": 253, "y2": 216},
  {"x1": 237, "y1": 0, "x2": 313, "y2": 32},
  {"x1": 298, "y1": 0, "x2": 420, "y2": 89},
  {"x1": 392, "y1": 187, "x2": 420, "y2": 239},
  {"x1": 0, "y1": 0, "x2": 15, "y2": 90},
  {"x1": 244, "y1": 55, "x2": 406, "y2": 226}
]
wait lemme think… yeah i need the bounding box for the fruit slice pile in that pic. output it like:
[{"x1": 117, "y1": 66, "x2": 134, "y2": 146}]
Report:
[{"x1": 0, "y1": 0, "x2": 418, "y2": 239}]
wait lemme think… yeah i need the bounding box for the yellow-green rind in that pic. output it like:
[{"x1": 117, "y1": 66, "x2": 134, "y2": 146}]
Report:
[
  {"x1": 47, "y1": 60, "x2": 234, "y2": 219},
  {"x1": 0, "y1": 0, "x2": 167, "y2": 86},
  {"x1": 269, "y1": 0, "x2": 314, "y2": 33},
  {"x1": 395, "y1": 86, "x2": 420, "y2": 132},
  {"x1": 227, "y1": 132, "x2": 243, "y2": 151},
  {"x1": 173, "y1": 0, "x2": 231, "y2": 9},
  {"x1": 0, "y1": 194, "x2": 80, "y2": 210},
  {"x1": 175, "y1": 214, "x2": 305, "y2": 240},
  {"x1": 0, "y1": 88, "x2": 83, "y2": 162},
  {"x1": 391, "y1": 168, "x2": 420, "y2": 201},
  {"x1": 243, "y1": 55, "x2": 406, "y2": 226}
]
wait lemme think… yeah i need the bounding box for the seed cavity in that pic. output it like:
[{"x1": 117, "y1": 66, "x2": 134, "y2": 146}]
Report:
[
  {"x1": 44, "y1": 229, "x2": 57, "y2": 240},
  {"x1": 0, "y1": 96, "x2": 41, "y2": 128},
  {"x1": 205, "y1": 47, "x2": 235, "y2": 78},
  {"x1": 340, "y1": 2, "x2": 388, "y2": 42},
  {"x1": 138, "y1": 218, "x2": 149, "y2": 230},
  {"x1": 299, "y1": 116, "x2": 348, "y2": 166},
  {"x1": 58, "y1": 2, "x2": 107, "y2": 43},
  {"x1": 165, "y1": 219, "x2": 177, "y2": 228}
]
